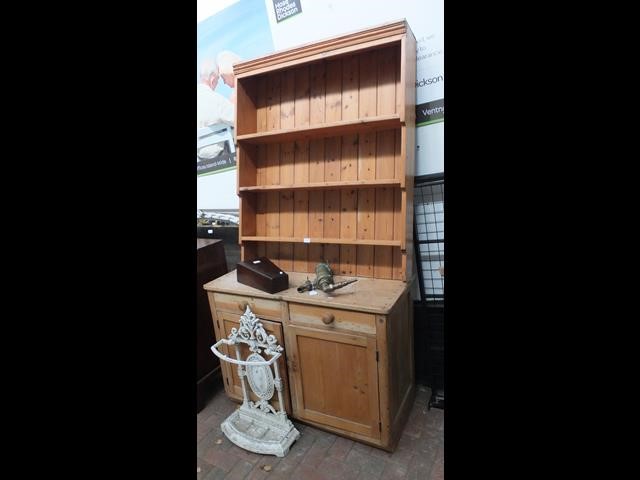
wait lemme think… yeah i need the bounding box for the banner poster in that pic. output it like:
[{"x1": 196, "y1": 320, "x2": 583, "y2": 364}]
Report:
[{"x1": 197, "y1": 0, "x2": 274, "y2": 177}]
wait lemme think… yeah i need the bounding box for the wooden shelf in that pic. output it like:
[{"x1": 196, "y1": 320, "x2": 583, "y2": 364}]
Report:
[
  {"x1": 241, "y1": 236, "x2": 401, "y2": 247},
  {"x1": 239, "y1": 179, "x2": 401, "y2": 193},
  {"x1": 236, "y1": 115, "x2": 402, "y2": 145}
]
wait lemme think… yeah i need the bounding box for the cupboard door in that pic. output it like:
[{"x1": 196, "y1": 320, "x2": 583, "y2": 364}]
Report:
[
  {"x1": 285, "y1": 325, "x2": 380, "y2": 440},
  {"x1": 217, "y1": 311, "x2": 292, "y2": 414}
]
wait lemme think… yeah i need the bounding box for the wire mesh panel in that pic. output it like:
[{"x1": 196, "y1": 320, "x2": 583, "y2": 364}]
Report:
[{"x1": 414, "y1": 176, "x2": 444, "y2": 302}]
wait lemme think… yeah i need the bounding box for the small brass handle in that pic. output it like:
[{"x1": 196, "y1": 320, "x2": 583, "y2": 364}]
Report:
[
  {"x1": 238, "y1": 301, "x2": 249, "y2": 311},
  {"x1": 321, "y1": 313, "x2": 335, "y2": 325}
]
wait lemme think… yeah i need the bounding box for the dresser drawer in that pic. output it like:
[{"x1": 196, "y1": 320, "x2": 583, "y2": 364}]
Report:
[
  {"x1": 288, "y1": 303, "x2": 376, "y2": 335},
  {"x1": 213, "y1": 292, "x2": 282, "y2": 320}
]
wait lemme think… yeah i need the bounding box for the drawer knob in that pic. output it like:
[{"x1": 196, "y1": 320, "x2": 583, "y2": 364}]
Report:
[
  {"x1": 321, "y1": 313, "x2": 335, "y2": 324},
  {"x1": 238, "y1": 301, "x2": 249, "y2": 311}
]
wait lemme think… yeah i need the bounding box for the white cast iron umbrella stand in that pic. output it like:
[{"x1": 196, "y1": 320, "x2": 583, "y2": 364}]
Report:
[{"x1": 210, "y1": 306, "x2": 300, "y2": 457}]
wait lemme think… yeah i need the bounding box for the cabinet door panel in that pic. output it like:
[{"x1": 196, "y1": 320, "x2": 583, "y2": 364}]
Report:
[
  {"x1": 286, "y1": 325, "x2": 380, "y2": 439},
  {"x1": 217, "y1": 311, "x2": 291, "y2": 414}
]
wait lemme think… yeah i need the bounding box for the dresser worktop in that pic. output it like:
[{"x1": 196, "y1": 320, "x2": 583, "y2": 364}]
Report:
[{"x1": 203, "y1": 270, "x2": 411, "y2": 315}]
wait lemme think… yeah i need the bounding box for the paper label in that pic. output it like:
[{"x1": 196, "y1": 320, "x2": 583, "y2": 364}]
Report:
[{"x1": 303, "y1": 237, "x2": 311, "y2": 243}]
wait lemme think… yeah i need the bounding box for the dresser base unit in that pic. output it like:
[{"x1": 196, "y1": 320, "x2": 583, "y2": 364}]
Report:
[{"x1": 205, "y1": 269, "x2": 415, "y2": 451}]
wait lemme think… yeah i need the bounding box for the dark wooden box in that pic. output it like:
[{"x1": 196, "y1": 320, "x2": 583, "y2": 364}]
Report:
[{"x1": 236, "y1": 257, "x2": 289, "y2": 294}]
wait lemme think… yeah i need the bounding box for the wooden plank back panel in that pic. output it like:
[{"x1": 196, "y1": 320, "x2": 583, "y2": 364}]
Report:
[
  {"x1": 375, "y1": 130, "x2": 396, "y2": 180},
  {"x1": 280, "y1": 69, "x2": 296, "y2": 129},
  {"x1": 342, "y1": 55, "x2": 359, "y2": 121},
  {"x1": 279, "y1": 190, "x2": 294, "y2": 271},
  {"x1": 373, "y1": 126, "x2": 396, "y2": 278},
  {"x1": 339, "y1": 185, "x2": 358, "y2": 275},
  {"x1": 266, "y1": 72, "x2": 281, "y2": 131},
  {"x1": 307, "y1": 241, "x2": 324, "y2": 269},
  {"x1": 323, "y1": 188, "x2": 340, "y2": 268},
  {"x1": 266, "y1": 190, "x2": 280, "y2": 262},
  {"x1": 308, "y1": 151, "x2": 324, "y2": 265},
  {"x1": 325, "y1": 59, "x2": 342, "y2": 122},
  {"x1": 265, "y1": 144, "x2": 280, "y2": 186},
  {"x1": 340, "y1": 134, "x2": 359, "y2": 181},
  {"x1": 265, "y1": 72, "x2": 281, "y2": 201},
  {"x1": 324, "y1": 58, "x2": 342, "y2": 193},
  {"x1": 358, "y1": 50, "x2": 378, "y2": 184},
  {"x1": 307, "y1": 60, "x2": 326, "y2": 267},
  {"x1": 239, "y1": 194, "x2": 257, "y2": 237},
  {"x1": 357, "y1": 48, "x2": 377, "y2": 286},
  {"x1": 324, "y1": 137, "x2": 341, "y2": 183},
  {"x1": 241, "y1": 242, "x2": 257, "y2": 262},
  {"x1": 279, "y1": 144, "x2": 295, "y2": 191},
  {"x1": 293, "y1": 244, "x2": 310, "y2": 273},
  {"x1": 358, "y1": 134, "x2": 377, "y2": 181},
  {"x1": 278, "y1": 68, "x2": 296, "y2": 272},
  {"x1": 278, "y1": 242, "x2": 294, "y2": 271},
  {"x1": 255, "y1": 192, "x2": 267, "y2": 236},
  {"x1": 324, "y1": 244, "x2": 340, "y2": 270},
  {"x1": 323, "y1": 190, "x2": 340, "y2": 238},
  {"x1": 377, "y1": 46, "x2": 397, "y2": 116},
  {"x1": 265, "y1": 241, "x2": 279, "y2": 265},
  {"x1": 237, "y1": 143, "x2": 257, "y2": 189},
  {"x1": 278, "y1": 71, "x2": 295, "y2": 269},
  {"x1": 393, "y1": 188, "x2": 404, "y2": 280},
  {"x1": 309, "y1": 61, "x2": 326, "y2": 125},
  {"x1": 356, "y1": 247, "x2": 374, "y2": 278},
  {"x1": 355, "y1": 52, "x2": 378, "y2": 279},
  {"x1": 254, "y1": 192, "x2": 267, "y2": 260},
  {"x1": 308, "y1": 139, "x2": 325, "y2": 183},
  {"x1": 356, "y1": 187, "x2": 375, "y2": 278},
  {"x1": 294, "y1": 66, "x2": 310, "y2": 128},
  {"x1": 323, "y1": 188, "x2": 340, "y2": 234},
  {"x1": 339, "y1": 245, "x2": 357, "y2": 276},
  {"x1": 374, "y1": 186, "x2": 394, "y2": 279},
  {"x1": 256, "y1": 76, "x2": 268, "y2": 132},
  {"x1": 341, "y1": 55, "x2": 359, "y2": 187},
  {"x1": 293, "y1": 138, "x2": 310, "y2": 272},
  {"x1": 235, "y1": 76, "x2": 257, "y2": 136},
  {"x1": 358, "y1": 50, "x2": 377, "y2": 119},
  {"x1": 256, "y1": 144, "x2": 266, "y2": 187}
]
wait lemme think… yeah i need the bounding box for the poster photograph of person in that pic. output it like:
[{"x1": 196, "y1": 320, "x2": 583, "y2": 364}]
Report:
[{"x1": 197, "y1": 0, "x2": 274, "y2": 177}]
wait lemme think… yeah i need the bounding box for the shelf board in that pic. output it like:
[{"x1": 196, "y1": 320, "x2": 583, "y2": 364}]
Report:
[
  {"x1": 241, "y1": 236, "x2": 401, "y2": 247},
  {"x1": 236, "y1": 115, "x2": 402, "y2": 145},
  {"x1": 239, "y1": 179, "x2": 401, "y2": 193}
]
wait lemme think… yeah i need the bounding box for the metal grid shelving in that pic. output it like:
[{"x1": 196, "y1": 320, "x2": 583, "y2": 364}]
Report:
[{"x1": 414, "y1": 174, "x2": 444, "y2": 303}]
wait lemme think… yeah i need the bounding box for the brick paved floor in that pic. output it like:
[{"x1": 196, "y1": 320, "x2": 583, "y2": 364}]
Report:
[{"x1": 197, "y1": 382, "x2": 444, "y2": 480}]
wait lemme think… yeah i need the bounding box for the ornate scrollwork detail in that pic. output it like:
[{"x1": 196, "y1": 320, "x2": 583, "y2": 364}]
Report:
[
  {"x1": 227, "y1": 307, "x2": 284, "y2": 357},
  {"x1": 249, "y1": 399, "x2": 277, "y2": 415},
  {"x1": 274, "y1": 377, "x2": 283, "y2": 392},
  {"x1": 246, "y1": 353, "x2": 274, "y2": 400}
]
